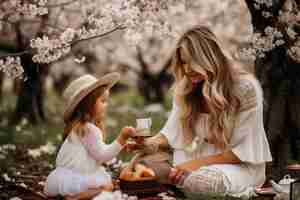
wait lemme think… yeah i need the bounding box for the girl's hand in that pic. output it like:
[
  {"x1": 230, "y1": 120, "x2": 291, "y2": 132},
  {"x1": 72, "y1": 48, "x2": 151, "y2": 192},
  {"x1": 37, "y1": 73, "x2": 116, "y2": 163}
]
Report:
[
  {"x1": 168, "y1": 167, "x2": 190, "y2": 186},
  {"x1": 117, "y1": 126, "x2": 136, "y2": 145}
]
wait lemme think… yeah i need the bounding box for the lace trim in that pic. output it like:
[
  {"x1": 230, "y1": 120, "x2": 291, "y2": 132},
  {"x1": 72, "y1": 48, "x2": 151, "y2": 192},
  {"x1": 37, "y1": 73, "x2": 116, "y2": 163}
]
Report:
[{"x1": 183, "y1": 168, "x2": 230, "y2": 195}]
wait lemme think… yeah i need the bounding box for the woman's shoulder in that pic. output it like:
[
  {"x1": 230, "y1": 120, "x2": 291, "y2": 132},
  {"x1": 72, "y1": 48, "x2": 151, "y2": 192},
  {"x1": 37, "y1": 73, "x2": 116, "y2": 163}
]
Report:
[
  {"x1": 234, "y1": 74, "x2": 261, "y2": 97},
  {"x1": 234, "y1": 74, "x2": 263, "y2": 110}
]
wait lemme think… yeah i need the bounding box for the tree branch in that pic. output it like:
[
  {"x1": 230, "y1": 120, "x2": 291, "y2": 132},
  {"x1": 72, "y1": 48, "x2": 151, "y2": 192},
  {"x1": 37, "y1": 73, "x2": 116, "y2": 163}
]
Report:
[
  {"x1": 71, "y1": 25, "x2": 126, "y2": 46},
  {"x1": 44, "y1": 0, "x2": 83, "y2": 8},
  {"x1": 0, "y1": 25, "x2": 125, "y2": 60},
  {"x1": 0, "y1": 18, "x2": 65, "y2": 32},
  {"x1": 0, "y1": 50, "x2": 31, "y2": 58}
]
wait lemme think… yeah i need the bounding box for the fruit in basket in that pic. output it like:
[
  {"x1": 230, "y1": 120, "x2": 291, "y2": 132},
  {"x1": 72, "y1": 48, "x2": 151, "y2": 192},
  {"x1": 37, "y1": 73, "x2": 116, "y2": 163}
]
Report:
[
  {"x1": 135, "y1": 163, "x2": 155, "y2": 178},
  {"x1": 120, "y1": 166, "x2": 135, "y2": 180},
  {"x1": 119, "y1": 164, "x2": 156, "y2": 181}
]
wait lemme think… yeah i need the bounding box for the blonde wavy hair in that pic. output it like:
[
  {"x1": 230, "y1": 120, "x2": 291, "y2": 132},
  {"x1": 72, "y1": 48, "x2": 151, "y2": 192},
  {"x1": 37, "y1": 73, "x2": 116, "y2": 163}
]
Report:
[{"x1": 171, "y1": 26, "x2": 248, "y2": 149}]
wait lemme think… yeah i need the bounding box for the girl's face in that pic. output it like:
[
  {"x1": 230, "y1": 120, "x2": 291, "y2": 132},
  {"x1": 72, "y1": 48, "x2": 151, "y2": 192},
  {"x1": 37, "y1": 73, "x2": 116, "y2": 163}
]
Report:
[
  {"x1": 179, "y1": 47, "x2": 207, "y2": 83},
  {"x1": 95, "y1": 90, "x2": 109, "y2": 118}
]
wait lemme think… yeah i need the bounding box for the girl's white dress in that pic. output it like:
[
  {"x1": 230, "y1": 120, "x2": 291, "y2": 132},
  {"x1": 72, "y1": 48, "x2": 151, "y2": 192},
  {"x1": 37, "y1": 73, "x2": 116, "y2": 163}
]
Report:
[
  {"x1": 44, "y1": 123, "x2": 122, "y2": 196},
  {"x1": 160, "y1": 77, "x2": 272, "y2": 198}
]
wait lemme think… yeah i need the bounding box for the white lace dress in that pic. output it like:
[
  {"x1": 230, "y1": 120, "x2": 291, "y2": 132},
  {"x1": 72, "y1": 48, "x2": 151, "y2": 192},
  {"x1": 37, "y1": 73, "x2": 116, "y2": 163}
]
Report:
[
  {"x1": 44, "y1": 123, "x2": 122, "y2": 196},
  {"x1": 160, "y1": 77, "x2": 273, "y2": 198}
]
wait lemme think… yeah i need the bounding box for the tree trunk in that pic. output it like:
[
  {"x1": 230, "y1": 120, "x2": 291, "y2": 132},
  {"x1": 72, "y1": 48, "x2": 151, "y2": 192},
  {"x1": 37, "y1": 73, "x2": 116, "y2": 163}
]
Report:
[
  {"x1": 10, "y1": 19, "x2": 48, "y2": 125},
  {"x1": 11, "y1": 54, "x2": 46, "y2": 124},
  {"x1": 245, "y1": 0, "x2": 300, "y2": 181},
  {"x1": 136, "y1": 48, "x2": 173, "y2": 104},
  {"x1": 0, "y1": 72, "x2": 3, "y2": 103}
]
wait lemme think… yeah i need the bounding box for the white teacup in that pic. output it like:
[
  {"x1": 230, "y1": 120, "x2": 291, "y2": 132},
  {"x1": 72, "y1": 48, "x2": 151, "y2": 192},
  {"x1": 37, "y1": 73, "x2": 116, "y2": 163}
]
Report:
[{"x1": 135, "y1": 118, "x2": 152, "y2": 137}]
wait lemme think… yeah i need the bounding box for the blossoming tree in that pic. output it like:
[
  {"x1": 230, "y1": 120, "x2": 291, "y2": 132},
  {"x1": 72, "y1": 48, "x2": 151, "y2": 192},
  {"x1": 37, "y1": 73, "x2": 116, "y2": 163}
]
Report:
[
  {"x1": 0, "y1": 0, "x2": 126, "y2": 123},
  {"x1": 0, "y1": 0, "x2": 249, "y2": 123},
  {"x1": 244, "y1": 0, "x2": 300, "y2": 180}
]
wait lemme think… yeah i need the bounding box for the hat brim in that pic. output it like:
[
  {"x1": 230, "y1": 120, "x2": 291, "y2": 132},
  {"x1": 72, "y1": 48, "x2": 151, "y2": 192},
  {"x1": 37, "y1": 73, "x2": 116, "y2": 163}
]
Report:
[{"x1": 63, "y1": 72, "x2": 120, "y2": 122}]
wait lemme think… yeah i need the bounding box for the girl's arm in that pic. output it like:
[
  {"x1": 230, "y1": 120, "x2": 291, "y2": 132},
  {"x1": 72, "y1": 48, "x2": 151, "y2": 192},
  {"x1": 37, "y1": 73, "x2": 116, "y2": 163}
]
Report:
[
  {"x1": 175, "y1": 150, "x2": 241, "y2": 171},
  {"x1": 81, "y1": 124, "x2": 135, "y2": 163}
]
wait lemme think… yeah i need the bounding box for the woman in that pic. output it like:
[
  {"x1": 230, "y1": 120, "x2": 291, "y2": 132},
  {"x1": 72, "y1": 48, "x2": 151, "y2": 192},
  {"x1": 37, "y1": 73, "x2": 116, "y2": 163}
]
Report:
[{"x1": 141, "y1": 26, "x2": 272, "y2": 198}]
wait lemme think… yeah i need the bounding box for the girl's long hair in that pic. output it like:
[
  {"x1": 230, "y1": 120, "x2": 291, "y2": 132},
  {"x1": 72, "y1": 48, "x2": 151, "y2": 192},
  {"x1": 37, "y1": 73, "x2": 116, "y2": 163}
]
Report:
[
  {"x1": 63, "y1": 86, "x2": 107, "y2": 141},
  {"x1": 171, "y1": 25, "x2": 248, "y2": 149}
]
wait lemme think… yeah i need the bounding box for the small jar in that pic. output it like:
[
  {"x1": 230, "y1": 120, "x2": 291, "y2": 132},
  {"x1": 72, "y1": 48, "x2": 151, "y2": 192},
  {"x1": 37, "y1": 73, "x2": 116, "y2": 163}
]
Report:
[{"x1": 278, "y1": 174, "x2": 296, "y2": 193}]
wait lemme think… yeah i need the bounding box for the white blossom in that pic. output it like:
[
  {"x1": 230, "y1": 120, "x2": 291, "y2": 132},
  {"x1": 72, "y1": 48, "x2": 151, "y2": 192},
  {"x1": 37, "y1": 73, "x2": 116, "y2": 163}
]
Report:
[
  {"x1": 74, "y1": 56, "x2": 86, "y2": 64},
  {"x1": 18, "y1": 183, "x2": 27, "y2": 188},
  {"x1": 60, "y1": 28, "x2": 76, "y2": 44},
  {"x1": 254, "y1": 3, "x2": 261, "y2": 10},
  {"x1": 287, "y1": 27, "x2": 298, "y2": 40},
  {"x1": 93, "y1": 190, "x2": 137, "y2": 200},
  {"x1": 0, "y1": 57, "x2": 24, "y2": 79},
  {"x1": 31, "y1": 36, "x2": 71, "y2": 63},
  {"x1": 38, "y1": 181, "x2": 45, "y2": 186},
  {"x1": 254, "y1": 0, "x2": 273, "y2": 8},
  {"x1": 275, "y1": 39, "x2": 285, "y2": 46},
  {"x1": 239, "y1": 47, "x2": 257, "y2": 61},
  {"x1": 243, "y1": 26, "x2": 286, "y2": 59},
  {"x1": 288, "y1": 40, "x2": 300, "y2": 63},
  {"x1": 16, "y1": 1, "x2": 48, "y2": 17},
  {"x1": 27, "y1": 142, "x2": 56, "y2": 158},
  {"x1": 0, "y1": 144, "x2": 16, "y2": 152},
  {"x1": 158, "y1": 192, "x2": 176, "y2": 200},
  {"x1": 262, "y1": 11, "x2": 273, "y2": 18},
  {"x1": 2, "y1": 173, "x2": 11, "y2": 182},
  {"x1": 9, "y1": 197, "x2": 22, "y2": 200}
]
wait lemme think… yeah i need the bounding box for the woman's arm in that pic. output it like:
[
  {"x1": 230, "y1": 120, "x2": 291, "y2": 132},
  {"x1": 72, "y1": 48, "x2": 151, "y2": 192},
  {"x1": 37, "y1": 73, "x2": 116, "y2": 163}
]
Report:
[
  {"x1": 142, "y1": 133, "x2": 170, "y2": 152},
  {"x1": 175, "y1": 150, "x2": 241, "y2": 171}
]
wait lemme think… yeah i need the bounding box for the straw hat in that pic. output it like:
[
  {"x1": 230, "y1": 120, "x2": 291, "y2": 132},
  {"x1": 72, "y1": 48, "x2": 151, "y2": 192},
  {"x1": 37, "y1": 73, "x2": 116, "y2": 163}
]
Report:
[{"x1": 63, "y1": 72, "x2": 120, "y2": 122}]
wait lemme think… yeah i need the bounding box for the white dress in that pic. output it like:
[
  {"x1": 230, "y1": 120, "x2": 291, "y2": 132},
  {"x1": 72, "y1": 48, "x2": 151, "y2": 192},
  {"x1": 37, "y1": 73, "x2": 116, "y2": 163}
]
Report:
[
  {"x1": 160, "y1": 77, "x2": 272, "y2": 198},
  {"x1": 44, "y1": 123, "x2": 122, "y2": 196}
]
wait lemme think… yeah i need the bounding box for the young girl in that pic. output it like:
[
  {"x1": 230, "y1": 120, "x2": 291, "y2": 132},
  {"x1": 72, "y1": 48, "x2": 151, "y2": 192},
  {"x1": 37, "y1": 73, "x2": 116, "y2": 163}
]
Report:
[
  {"x1": 140, "y1": 26, "x2": 273, "y2": 198},
  {"x1": 44, "y1": 72, "x2": 136, "y2": 199}
]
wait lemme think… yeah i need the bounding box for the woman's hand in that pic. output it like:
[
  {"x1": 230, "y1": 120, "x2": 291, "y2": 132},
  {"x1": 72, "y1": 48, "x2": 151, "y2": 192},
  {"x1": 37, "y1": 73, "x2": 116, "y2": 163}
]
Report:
[
  {"x1": 117, "y1": 126, "x2": 136, "y2": 146},
  {"x1": 139, "y1": 133, "x2": 170, "y2": 154},
  {"x1": 168, "y1": 167, "x2": 190, "y2": 185}
]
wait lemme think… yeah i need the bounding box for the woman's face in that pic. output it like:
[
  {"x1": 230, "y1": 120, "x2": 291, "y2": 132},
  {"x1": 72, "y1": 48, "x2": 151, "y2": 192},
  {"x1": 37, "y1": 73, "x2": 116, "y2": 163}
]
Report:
[
  {"x1": 179, "y1": 47, "x2": 206, "y2": 83},
  {"x1": 95, "y1": 90, "x2": 109, "y2": 118}
]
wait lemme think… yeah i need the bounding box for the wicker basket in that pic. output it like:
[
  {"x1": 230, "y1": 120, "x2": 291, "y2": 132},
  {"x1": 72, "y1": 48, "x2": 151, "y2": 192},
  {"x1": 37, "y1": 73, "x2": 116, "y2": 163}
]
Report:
[{"x1": 119, "y1": 177, "x2": 168, "y2": 198}]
